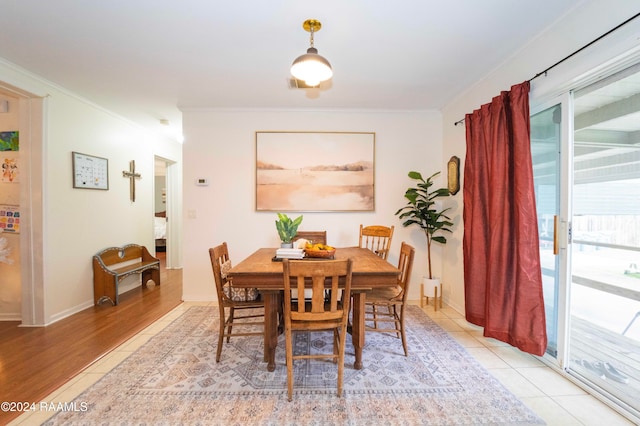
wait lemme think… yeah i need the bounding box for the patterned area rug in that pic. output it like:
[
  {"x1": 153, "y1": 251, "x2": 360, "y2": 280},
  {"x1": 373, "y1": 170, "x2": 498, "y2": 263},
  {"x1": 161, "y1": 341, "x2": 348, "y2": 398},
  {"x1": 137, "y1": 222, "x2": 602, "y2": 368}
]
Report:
[{"x1": 46, "y1": 305, "x2": 544, "y2": 425}]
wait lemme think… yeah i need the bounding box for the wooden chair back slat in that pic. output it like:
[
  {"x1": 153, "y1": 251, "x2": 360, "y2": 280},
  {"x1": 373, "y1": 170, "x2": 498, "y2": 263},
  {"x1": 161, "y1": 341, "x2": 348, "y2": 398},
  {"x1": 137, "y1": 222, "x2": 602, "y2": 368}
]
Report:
[
  {"x1": 293, "y1": 231, "x2": 327, "y2": 246},
  {"x1": 210, "y1": 243, "x2": 231, "y2": 303},
  {"x1": 397, "y1": 241, "x2": 415, "y2": 301},
  {"x1": 359, "y1": 225, "x2": 394, "y2": 260}
]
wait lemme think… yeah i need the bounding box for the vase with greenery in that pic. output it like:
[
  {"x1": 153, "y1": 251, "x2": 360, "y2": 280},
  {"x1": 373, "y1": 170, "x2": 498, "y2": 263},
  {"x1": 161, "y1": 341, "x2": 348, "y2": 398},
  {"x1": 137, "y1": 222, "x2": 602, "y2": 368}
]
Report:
[
  {"x1": 275, "y1": 213, "x2": 303, "y2": 247},
  {"x1": 395, "y1": 171, "x2": 453, "y2": 279}
]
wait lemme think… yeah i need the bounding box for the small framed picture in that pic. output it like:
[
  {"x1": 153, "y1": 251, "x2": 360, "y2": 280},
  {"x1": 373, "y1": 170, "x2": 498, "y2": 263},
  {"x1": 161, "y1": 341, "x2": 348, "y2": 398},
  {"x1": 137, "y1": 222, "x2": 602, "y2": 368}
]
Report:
[
  {"x1": 0, "y1": 204, "x2": 19, "y2": 234},
  {"x1": 72, "y1": 152, "x2": 109, "y2": 190}
]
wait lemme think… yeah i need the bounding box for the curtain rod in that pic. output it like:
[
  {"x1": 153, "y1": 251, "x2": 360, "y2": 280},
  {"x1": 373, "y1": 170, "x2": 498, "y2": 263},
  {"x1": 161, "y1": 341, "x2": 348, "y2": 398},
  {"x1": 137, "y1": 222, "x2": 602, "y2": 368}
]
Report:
[{"x1": 454, "y1": 11, "x2": 640, "y2": 127}]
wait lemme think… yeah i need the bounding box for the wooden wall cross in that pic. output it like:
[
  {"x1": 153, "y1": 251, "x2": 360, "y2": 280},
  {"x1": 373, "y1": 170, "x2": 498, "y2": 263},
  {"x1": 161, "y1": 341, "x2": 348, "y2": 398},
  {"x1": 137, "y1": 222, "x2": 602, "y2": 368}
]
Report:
[{"x1": 122, "y1": 160, "x2": 141, "y2": 202}]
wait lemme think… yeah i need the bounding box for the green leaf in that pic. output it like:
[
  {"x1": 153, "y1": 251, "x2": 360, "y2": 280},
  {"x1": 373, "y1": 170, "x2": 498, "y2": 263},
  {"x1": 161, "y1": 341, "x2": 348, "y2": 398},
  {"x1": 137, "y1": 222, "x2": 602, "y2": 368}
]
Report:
[
  {"x1": 408, "y1": 171, "x2": 423, "y2": 180},
  {"x1": 275, "y1": 213, "x2": 303, "y2": 243},
  {"x1": 395, "y1": 170, "x2": 455, "y2": 272}
]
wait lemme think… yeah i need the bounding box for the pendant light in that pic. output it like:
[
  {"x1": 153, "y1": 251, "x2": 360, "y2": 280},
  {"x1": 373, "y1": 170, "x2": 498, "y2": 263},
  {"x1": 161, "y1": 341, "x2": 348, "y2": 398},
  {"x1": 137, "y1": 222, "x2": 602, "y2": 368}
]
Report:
[{"x1": 290, "y1": 19, "x2": 333, "y2": 87}]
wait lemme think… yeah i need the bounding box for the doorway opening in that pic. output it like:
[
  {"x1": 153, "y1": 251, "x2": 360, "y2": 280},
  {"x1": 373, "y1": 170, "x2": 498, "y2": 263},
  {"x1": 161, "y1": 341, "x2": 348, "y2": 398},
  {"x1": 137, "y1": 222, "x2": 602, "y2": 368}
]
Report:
[
  {"x1": 154, "y1": 157, "x2": 168, "y2": 254},
  {"x1": 154, "y1": 156, "x2": 179, "y2": 270}
]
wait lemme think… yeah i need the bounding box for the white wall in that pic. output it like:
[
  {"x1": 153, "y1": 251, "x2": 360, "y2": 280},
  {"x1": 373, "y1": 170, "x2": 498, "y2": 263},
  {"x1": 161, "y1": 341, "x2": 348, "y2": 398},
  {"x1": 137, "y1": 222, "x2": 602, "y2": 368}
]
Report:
[
  {"x1": 45, "y1": 95, "x2": 156, "y2": 321},
  {"x1": 0, "y1": 58, "x2": 183, "y2": 325},
  {"x1": 440, "y1": 0, "x2": 640, "y2": 313},
  {"x1": 182, "y1": 109, "x2": 443, "y2": 301}
]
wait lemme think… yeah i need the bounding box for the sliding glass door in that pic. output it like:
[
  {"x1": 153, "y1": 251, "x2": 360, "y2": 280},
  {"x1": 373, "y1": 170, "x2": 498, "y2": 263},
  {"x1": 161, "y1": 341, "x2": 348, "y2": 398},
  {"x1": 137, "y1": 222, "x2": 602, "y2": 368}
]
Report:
[
  {"x1": 566, "y1": 66, "x2": 640, "y2": 416},
  {"x1": 531, "y1": 92, "x2": 573, "y2": 362},
  {"x1": 533, "y1": 64, "x2": 640, "y2": 417},
  {"x1": 531, "y1": 102, "x2": 564, "y2": 358}
]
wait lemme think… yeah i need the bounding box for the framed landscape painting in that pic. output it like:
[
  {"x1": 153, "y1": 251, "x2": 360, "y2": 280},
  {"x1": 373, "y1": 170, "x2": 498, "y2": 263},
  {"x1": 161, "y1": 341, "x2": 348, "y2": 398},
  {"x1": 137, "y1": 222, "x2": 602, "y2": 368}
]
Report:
[{"x1": 256, "y1": 131, "x2": 375, "y2": 212}]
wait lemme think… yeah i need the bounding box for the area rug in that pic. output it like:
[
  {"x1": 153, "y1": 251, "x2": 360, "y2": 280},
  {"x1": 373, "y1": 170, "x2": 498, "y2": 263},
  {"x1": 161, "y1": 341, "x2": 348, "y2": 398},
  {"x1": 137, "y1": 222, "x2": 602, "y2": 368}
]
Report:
[{"x1": 45, "y1": 305, "x2": 544, "y2": 425}]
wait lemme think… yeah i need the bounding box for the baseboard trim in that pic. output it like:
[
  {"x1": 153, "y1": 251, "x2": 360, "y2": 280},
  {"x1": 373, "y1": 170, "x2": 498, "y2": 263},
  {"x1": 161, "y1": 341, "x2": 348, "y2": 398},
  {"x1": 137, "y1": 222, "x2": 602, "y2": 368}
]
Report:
[{"x1": 0, "y1": 312, "x2": 21, "y2": 321}]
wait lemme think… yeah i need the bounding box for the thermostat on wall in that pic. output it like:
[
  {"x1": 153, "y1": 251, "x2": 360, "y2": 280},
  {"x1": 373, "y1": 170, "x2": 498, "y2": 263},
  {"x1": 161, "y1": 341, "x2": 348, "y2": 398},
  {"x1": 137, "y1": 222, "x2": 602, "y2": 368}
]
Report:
[{"x1": 195, "y1": 178, "x2": 209, "y2": 186}]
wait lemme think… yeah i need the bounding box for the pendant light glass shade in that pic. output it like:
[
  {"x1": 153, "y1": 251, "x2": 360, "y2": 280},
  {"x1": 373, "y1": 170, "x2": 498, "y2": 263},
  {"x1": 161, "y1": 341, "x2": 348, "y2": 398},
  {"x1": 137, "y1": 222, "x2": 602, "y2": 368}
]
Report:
[
  {"x1": 291, "y1": 47, "x2": 333, "y2": 87},
  {"x1": 290, "y1": 19, "x2": 333, "y2": 87}
]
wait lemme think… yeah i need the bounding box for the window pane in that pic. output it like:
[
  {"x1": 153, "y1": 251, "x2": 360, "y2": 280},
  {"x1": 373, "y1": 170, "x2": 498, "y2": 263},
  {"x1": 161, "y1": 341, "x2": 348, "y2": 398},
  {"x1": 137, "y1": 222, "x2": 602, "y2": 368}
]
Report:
[{"x1": 569, "y1": 65, "x2": 640, "y2": 416}]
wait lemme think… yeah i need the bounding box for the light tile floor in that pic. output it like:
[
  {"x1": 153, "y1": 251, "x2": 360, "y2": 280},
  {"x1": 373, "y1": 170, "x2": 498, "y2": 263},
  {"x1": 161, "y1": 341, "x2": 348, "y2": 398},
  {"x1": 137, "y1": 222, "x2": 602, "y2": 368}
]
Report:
[
  {"x1": 425, "y1": 304, "x2": 635, "y2": 426},
  {"x1": 9, "y1": 302, "x2": 636, "y2": 425}
]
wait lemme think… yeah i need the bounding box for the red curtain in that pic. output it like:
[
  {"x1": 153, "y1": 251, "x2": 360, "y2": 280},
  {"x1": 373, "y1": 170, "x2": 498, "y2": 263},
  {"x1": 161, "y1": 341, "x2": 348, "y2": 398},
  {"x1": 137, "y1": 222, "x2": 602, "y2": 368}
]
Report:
[{"x1": 463, "y1": 81, "x2": 547, "y2": 356}]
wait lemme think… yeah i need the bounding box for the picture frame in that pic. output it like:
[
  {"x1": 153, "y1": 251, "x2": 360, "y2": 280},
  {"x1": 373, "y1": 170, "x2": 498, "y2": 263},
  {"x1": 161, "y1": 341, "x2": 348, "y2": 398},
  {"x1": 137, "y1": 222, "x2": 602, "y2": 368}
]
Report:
[
  {"x1": 1, "y1": 152, "x2": 19, "y2": 183},
  {"x1": 256, "y1": 131, "x2": 375, "y2": 212},
  {"x1": 72, "y1": 151, "x2": 109, "y2": 190},
  {"x1": 0, "y1": 131, "x2": 19, "y2": 151},
  {"x1": 0, "y1": 204, "x2": 20, "y2": 234}
]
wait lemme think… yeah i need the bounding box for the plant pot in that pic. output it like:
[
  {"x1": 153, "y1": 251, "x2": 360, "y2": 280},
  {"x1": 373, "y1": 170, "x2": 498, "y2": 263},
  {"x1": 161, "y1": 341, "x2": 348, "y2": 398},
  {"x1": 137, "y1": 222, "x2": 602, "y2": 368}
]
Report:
[
  {"x1": 280, "y1": 242, "x2": 294, "y2": 249},
  {"x1": 420, "y1": 277, "x2": 443, "y2": 310}
]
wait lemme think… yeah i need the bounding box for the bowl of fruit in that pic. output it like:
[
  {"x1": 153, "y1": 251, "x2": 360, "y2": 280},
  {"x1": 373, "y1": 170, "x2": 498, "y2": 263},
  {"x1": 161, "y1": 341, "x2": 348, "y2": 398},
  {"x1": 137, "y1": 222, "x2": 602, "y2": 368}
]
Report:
[{"x1": 304, "y1": 243, "x2": 336, "y2": 259}]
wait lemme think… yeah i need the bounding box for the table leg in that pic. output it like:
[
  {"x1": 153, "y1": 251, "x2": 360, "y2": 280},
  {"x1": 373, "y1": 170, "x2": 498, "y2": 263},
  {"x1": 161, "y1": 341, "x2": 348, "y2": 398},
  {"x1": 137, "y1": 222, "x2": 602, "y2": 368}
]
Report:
[
  {"x1": 351, "y1": 291, "x2": 366, "y2": 370},
  {"x1": 262, "y1": 290, "x2": 279, "y2": 371}
]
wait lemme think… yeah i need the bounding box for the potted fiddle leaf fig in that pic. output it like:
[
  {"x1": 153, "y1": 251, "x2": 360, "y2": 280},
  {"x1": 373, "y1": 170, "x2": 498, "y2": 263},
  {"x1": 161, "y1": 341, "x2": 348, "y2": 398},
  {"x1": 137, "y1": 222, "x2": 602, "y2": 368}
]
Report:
[
  {"x1": 275, "y1": 213, "x2": 303, "y2": 248},
  {"x1": 395, "y1": 171, "x2": 453, "y2": 280}
]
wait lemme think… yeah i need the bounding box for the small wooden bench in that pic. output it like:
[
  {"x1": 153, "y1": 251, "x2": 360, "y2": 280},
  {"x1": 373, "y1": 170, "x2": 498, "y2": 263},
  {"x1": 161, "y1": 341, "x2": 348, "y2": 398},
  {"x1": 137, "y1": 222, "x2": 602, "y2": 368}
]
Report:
[{"x1": 92, "y1": 244, "x2": 160, "y2": 305}]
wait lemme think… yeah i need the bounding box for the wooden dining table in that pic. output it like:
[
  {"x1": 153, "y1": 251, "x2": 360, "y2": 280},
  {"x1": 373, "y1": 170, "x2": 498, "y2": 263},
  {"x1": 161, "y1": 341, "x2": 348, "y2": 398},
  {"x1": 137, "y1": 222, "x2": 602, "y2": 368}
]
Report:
[{"x1": 227, "y1": 246, "x2": 400, "y2": 371}]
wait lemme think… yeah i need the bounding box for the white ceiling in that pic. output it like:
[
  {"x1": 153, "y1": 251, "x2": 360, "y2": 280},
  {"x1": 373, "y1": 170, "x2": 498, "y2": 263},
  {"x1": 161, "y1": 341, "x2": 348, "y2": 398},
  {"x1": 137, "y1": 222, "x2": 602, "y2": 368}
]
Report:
[{"x1": 0, "y1": 1, "x2": 581, "y2": 139}]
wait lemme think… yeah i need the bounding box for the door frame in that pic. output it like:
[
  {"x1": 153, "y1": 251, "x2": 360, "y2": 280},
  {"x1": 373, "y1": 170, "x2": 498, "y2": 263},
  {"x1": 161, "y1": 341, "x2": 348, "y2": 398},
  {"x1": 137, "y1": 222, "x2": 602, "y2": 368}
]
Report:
[{"x1": 154, "y1": 156, "x2": 181, "y2": 269}]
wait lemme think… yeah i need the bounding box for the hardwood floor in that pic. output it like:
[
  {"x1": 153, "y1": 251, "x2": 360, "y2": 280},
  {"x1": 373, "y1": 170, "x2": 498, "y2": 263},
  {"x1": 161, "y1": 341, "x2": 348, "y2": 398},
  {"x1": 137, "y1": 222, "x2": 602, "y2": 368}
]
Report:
[{"x1": 0, "y1": 252, "x2": 183, "y2": 425}]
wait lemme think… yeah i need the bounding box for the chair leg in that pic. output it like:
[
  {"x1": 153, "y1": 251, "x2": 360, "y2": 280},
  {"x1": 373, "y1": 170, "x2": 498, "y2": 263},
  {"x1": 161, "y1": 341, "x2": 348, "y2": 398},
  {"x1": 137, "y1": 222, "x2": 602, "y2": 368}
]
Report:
[
  {"x1": 400, "y1": 304, "x2": 408, "y2": 356},
  {"x1": 216, "y1": 306, "x2": 226, "y2": 362},
  {"x1": 225, "y1": 307, "x2": 234, "y2": 342},
  {"x1": 393, "y1": 305, "x2": 401, "y2": 338},
  {"x1": 372, "y1": 303, "x2": 391, "y2": 329},
  {"x1": 337, "y1": 325, "x2": 347, "y2": 397},
  {"x1": 278, "y1": 292, "x2": 284, "y2": 332},
  {"x1": 371, "y1": 304, "x2": 378, "y2": 328},
  {"x1": 285, "y1": 325, "x2": 294, "y2": 402}
]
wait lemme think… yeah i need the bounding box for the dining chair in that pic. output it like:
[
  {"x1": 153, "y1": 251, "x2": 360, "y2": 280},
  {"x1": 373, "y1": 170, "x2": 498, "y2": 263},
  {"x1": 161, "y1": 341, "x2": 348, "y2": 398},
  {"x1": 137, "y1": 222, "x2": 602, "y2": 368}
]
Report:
[
  {"x1": 359, "y1": 224, "x2": 394, "y2": 260},
  {"x1": 293, "y1": 230, "x2": 327, "y2": 246},
  {"x1": 364, "y1": 241, "x2": 415, "y2": 356},
  {"x1": 282, "y1": 258, "x2": 353, "y2": 401},
  {"x1": 209, "y1": 242, "x2": 265, "y2": 362}
]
